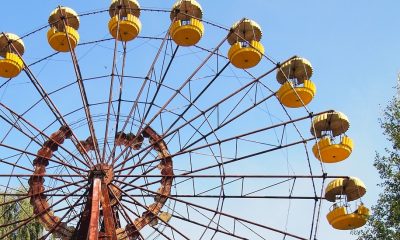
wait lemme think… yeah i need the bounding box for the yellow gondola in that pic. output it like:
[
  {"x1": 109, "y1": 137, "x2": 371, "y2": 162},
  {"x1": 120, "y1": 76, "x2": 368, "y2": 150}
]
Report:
[
  {"x1": 276, "y1": 57, "x2": 316, "y2": 108},
  {"x1": 327, "y1": 204, "x2": 370, "y2": 230},
  {"x1": 311, "y1": 111, "x2": 353, "y2": 163},
  {"x1": 227, "y1": 19, "x2": 264, "y2": 69},
  {"x1": 325, "y1": 177, "x2": 369, "y2": 230},
  {"x1": 312, "y1": 136, "x2": 353, "y2": 163},
  {"x1": 170, "y1": 0, "x2": 204, "y2": 46},
  {"x1": 0, "y1": 33, "x2": 24, "y2": 78},
  {"x1": 108, "y1": 0, "x2": 142, "y2": 42},
  {"x1": 47, "y1": 7, "x2": 80, "y2": 52}
]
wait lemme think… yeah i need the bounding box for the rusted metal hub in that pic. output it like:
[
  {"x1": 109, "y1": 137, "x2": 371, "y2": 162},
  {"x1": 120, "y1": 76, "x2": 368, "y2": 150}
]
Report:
[
  {"x1": 89, "y1": 164, "x2": 122, "y2": 207},
  {"x1": 90, "y1": 163, "x2": 114, "y2": 185},
  {"x1": 29, "y1": 125, "x2": 174, "y2": 239}
]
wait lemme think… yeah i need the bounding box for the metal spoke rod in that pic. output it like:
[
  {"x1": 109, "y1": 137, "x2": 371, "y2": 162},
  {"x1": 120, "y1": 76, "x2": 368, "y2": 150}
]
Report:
[
  {"x1": 0, "y1": 103, "x2": 90, "y2": 169},
  {"x1": 111, "y1": 31, "x2": 231, "y2": 168},
  {"x1": 107, "y1": 28, "x2": 173, "y2": 165},
  {"x1": 60, "y1": 11, "x2": 102, "y2": 163},
  {"x1": 111, "y1": 183, "x2": 191, "y2": 240},
  {"x1": 0, "y1": 142, "x2": 87, "y2": 174},
  {"x1": 102, "y1": 7, "x2": 123, "y2": 164},
  {"x1": 0, "y1": 179, "x2": 87, "y2": 208},
  {"x1": 112, "y1": 56, "x2": 298, "y2": 171},
  {"x1": 1, "y1": 33, "x2": 94, "y2": 167},
  {"x1": 114, "y1": 179, "x2": 307, "y2": 240}
]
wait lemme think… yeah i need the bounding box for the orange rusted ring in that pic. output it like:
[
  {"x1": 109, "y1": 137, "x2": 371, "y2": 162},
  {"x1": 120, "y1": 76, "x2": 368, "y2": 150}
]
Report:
[{"x1": 29, "y1": 126, "x2": 74, "y2": 239}]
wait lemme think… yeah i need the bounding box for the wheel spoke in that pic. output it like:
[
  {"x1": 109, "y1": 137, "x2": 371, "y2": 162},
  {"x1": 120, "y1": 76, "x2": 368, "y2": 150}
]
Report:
[
  {"x1": 107, "y1": 30, "x2": 172, "y2": 165},
  {"x1": 112, "y1": 59, "x2": 291, "y2": 170},
  {"x1": 0, "y1": 102, "x2": 89, "y2": 169},
  {"x1": 114, "y1": 180, "x2": 307, "y2": 240},
  {"x1": 111, "y1": 184, "x2": 191, "y2": 240},
  {"x1": 2, "y1": 33, "x2": 95, "y2": 167}
]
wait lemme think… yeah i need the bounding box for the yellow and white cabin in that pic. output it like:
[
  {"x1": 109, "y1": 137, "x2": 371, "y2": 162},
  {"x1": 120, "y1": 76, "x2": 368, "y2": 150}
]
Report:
[
  {"x1": 325, "y1": 177, "x2": 369, "y2": 230},
  {"x1": 170, "y1": 0, "x2": 204, "y2": 46},
  {"x1": 326, "y1": 204, "x2": 370, "y2": 230},
  {"x1": 311, "y1": 111, "x2": 354, "y2": 163},
  {"x1": 108, "y1": 0, "x2": 142, "y2": 42},
  {"x1": 47, "y1": 7, "x2": 80, "y2": 52},
  {"x1": 227, "y1": 19, "x2": 264, "y2": 69},
  {"x1": 276, "y1": 57, "x2": 316, "y2": 108},
  {"x1": 0, "y1": 33, "x2": 24, "y2": 78}
]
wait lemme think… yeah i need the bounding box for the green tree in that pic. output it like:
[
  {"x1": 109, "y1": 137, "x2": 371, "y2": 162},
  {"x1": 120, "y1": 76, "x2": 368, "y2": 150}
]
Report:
[
  {"x1": 0, "y1": 188, "x2": 43, "y2": 240},
  {"x1": 355, "y1": 98, "x2": 400, "y2": 239}
]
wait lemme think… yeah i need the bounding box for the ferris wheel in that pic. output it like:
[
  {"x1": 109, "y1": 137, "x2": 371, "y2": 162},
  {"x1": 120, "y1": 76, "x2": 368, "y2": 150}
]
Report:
[{"x1": 0, "y1": 0, "x2": 369, "y2": 239}]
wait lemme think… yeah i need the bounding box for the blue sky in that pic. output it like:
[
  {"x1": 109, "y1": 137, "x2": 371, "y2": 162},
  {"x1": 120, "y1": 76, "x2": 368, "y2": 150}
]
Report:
[{"x1": 0, "y1": 0, "x2": 398, "y2": 239}]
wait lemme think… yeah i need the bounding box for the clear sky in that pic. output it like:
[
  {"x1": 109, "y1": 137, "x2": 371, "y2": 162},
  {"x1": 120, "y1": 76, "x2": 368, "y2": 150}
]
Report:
[{"x1": 0, "y1": 1, "x2": 398, "y2": 239}]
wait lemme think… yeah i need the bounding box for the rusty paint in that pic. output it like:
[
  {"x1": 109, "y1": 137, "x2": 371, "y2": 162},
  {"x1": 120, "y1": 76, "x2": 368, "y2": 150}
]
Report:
[
  {"x1": 88, "y1": 178, "x2": 101, "y2": 240},
  {"x1": 101, "y1": 181, "x2": 118, "y2": 240}
]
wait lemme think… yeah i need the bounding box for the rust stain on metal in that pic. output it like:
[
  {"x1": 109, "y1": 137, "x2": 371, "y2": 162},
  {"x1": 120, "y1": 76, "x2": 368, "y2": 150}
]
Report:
[{"x1": 88, "y1": 178, "x2": 101, "y2": 240}]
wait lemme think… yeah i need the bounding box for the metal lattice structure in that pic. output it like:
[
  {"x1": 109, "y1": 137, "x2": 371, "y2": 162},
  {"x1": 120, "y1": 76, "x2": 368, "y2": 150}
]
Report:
[{"x1": 0, "y1": 1, "x2": 369, "y2": 239}]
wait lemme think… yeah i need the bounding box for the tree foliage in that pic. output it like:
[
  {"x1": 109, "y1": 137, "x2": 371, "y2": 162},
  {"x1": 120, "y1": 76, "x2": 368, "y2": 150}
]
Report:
[
  {"x1": 355, "y1": 98, "x2": 400, "y2": 239},
  {"x1": 0, "y1": 188, "x2": 43, "y2": 240}
]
